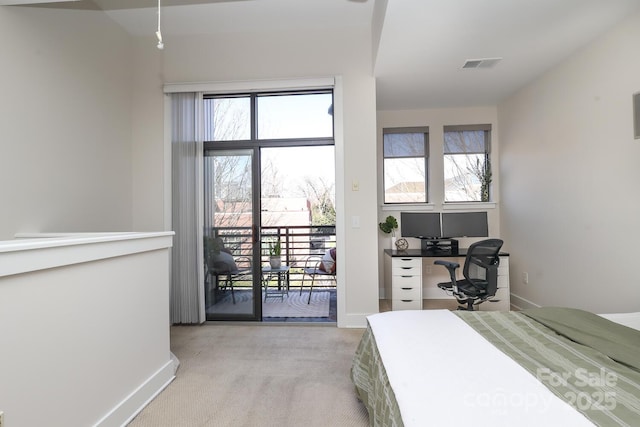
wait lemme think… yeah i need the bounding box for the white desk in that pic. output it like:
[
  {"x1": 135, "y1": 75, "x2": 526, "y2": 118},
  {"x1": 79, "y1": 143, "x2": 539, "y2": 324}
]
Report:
[{"x1": 383, "y1": 249, "x2": 510, "y2": 311}]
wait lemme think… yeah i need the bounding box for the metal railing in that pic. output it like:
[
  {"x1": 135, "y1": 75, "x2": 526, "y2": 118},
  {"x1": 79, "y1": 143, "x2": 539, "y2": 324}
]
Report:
[{"x1": 205, "y1": 225, "x2": 336, "y2": 289}]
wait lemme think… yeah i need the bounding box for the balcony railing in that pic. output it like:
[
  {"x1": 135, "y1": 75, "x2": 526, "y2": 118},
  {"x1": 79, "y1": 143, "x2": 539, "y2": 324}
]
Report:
[{"x1": 205, "y1": 225, "x2": 336, "y2": 288}]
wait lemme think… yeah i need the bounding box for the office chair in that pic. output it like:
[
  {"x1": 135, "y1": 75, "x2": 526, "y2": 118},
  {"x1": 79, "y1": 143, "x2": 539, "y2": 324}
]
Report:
[{"x1": 435, "y1": 238, "x2": 503, "y2": 311}]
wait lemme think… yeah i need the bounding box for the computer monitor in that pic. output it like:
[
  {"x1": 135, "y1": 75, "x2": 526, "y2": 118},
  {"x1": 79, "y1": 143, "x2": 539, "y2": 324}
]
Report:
[
  {"x1": 441, "y1": 212, "x2": 488, "y2": 238},
  {"x1": 400, "y1": 212, "x2": 441, "y2": 238}
]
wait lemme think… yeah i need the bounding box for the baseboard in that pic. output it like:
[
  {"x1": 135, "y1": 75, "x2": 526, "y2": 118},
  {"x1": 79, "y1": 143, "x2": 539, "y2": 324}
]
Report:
[
  {"x1": 510, "y1": 293, "x2": 541, "y2": 311},
  {"x1": 338, "y1": 312, "x2": 370, "y2": 328},
  {"x1": 95, "y1": 359, "x2": 176, "y2": 427}
]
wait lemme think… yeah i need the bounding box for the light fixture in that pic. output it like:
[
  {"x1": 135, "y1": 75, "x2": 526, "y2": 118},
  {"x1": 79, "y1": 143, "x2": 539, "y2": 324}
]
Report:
[
  {"x1": 462, "y1": 58, "x2": 502, "y2": 69},
  {"x1": 156, "y1": 0, "x2": 164, "y2": 50}
]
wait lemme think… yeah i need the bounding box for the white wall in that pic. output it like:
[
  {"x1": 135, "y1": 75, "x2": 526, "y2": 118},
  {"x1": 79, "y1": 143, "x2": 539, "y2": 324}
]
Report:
[
  {"x1": 498, "y1": 11, "x2": 640, "y2": 312},
  {"x1": 130, "y1": 28, "x2": 380, "y2": 326},
  {"x1": 0, "y1": 7, "x2": 134, "y2": 240},
  {"x1": 0, "y1": 233, "x2": 174, "y2": 427},
  {"x1": 376, "y1": 107, "x2": 501, "y2": 294}
]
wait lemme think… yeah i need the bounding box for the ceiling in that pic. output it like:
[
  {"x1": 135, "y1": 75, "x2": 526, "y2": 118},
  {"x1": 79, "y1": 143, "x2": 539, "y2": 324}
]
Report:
[{"x1": 7, "y1": 0, "x2": 640, "y2": 110}]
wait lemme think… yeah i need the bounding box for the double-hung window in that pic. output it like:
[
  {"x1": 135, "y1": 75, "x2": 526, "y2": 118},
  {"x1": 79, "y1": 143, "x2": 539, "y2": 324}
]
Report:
[
  {"x1": 382, "y1": 127, "x2": 429, "y2": 204},
  {"x1": 443, "y1": 124, "x2": 492, "y2": 202}
]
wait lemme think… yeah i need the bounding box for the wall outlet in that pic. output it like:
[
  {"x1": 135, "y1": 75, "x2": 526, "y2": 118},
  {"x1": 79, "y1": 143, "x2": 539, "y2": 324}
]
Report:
[{"x1": 523, "y1": 272, "x2": 529, "y2": 285}]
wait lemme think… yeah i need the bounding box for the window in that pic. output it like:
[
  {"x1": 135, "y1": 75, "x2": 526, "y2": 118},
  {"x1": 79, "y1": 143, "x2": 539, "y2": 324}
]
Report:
[
  {"x1": 203, "y1": 96, "x2": 251, "y2": 141},
  {"x1": 203, "y1": 90, "x2": 333, "y2": 143},
  {"x1": 443, "y1": 125, "x2": 492, "y2": 202},
  {"x1": 383, "y1": 127, "x2": 429, "y2": 204},
  {"x1": 257, "y1": 92, "x2": 333, "y2": 139}
]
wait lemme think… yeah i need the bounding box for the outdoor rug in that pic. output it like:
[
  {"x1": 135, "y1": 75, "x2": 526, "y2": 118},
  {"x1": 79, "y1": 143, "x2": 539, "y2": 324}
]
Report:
[
  {"x1": 206, "y1": 289, "x2": 331, "y2": 318},
  {"x1": 263, "y1": 290, "x2": 330, "y2": 318}
]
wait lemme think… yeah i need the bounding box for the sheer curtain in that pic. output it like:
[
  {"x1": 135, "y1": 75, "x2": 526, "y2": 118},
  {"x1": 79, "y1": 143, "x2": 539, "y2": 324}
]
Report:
[{"x1": 170, "y1": 92, "x2": 205, "y2": 324}]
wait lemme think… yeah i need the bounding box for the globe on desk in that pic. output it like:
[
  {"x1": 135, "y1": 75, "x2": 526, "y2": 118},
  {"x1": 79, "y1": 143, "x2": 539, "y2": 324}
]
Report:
[{"x1": 394, "y1": 237, "x2": 409, "y2": 250}]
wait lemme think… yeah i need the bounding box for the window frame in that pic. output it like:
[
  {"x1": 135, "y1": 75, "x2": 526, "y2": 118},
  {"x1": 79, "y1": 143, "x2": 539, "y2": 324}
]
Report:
[
  {"x1": 203, "y1": 89, "x2": 334, "y2": 149},
  {"x1": 443, "y1": 124, "x2": 492, "y2": 204},
  {"x1": 382, "y1": 126, "x2": 430, "y2": 205}
]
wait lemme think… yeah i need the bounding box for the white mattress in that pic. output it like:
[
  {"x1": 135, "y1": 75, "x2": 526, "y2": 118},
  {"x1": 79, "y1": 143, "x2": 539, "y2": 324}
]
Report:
[
  {"x1": 597, "y1": 311, "x2": 640, "y2": 331},
  {"x1": 368, "y1": 310, "x2": 597, "y2": 427}
]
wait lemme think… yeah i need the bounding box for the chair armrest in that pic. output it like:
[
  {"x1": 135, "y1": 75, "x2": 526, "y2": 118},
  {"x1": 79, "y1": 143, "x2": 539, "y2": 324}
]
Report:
[
  {"x1": 434, "y1": 260, "x2": 459, "y2": 287},
  {"x1": 304, "y1": 255, "x2": 323, "y2": 270},
  {"x1": 434, "y1": 260, "x2": 459, "y2": 269},
  {"x1": 234, "y1": 256, "x2": 252, "y2": 270}
]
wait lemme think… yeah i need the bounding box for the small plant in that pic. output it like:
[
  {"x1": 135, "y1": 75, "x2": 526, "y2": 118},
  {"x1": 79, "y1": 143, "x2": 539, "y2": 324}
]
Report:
[
  {"x1": 479, "y1": 158, "x2": 492, "y2": 202},
  {"x1": 378, "y1": 215, "x2": 398, "y2": 237},
  {"x1": 269, "y1": 239, "x2": 282, "y2": 257}
]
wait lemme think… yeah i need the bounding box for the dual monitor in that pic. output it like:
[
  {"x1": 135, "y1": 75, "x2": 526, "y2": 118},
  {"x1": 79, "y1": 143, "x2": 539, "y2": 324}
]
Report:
[{"x1": 400, "y1": 211, "x2": 488, "y2": 239}]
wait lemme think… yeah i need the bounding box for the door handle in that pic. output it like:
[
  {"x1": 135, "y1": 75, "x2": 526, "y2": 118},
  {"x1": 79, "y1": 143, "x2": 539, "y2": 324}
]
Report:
[{"x1": 252, "y1": 224, "x2": 259, "y2": 245}]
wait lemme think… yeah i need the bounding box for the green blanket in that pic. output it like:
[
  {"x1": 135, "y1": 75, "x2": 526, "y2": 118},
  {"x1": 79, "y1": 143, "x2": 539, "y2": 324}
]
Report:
[
  {"x1": 350, "y1": 326, "x2": 404, "y2": 427},
  {"x1": 521, "y1": 307, "x2": 640, "y2": 372},
  {"x1": 352, "y1": 309, "x2": 640, "y2": 426},
  {"x1": 457, "y1": 309, "x2": 640, "y2": 427}
]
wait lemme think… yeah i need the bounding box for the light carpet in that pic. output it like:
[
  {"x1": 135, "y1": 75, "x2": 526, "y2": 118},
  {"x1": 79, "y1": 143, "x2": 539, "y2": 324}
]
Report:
[
  {"x1": 263, "y1": 290, "x2": 330, "y2": 318},
  {"x1": 127, "y1": 324, "x2": 369, "y2": 427}
]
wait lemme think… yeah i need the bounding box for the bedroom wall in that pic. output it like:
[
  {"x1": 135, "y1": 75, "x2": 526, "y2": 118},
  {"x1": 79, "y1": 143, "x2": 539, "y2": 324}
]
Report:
[
  {"x1": 130, "y1": 27, "x2": 380, "y2": 326},
  {"x1": 498, "y1": 11, "x2": 640, "y2": 312},
  {"x1": 376, "y1": 106, "x2": 500, "y2": 295},
  {"x1": 0, "y1": 7, "x2": 134, "y2": 240}
]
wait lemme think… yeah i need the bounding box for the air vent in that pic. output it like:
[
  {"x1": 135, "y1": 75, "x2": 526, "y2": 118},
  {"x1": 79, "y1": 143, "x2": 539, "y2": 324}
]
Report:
[{"x1": 462, "y1": 58, "x2": 502, "y2": 69}]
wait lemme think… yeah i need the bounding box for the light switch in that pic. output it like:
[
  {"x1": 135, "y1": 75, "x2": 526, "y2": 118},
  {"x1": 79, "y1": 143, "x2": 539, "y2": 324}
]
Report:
[
  {"x1": 352, "y1": 216, "x2": 360, "y2": 228},
  {"x1": 352, "y1": 181, "x2": 360, "y2": 191}
]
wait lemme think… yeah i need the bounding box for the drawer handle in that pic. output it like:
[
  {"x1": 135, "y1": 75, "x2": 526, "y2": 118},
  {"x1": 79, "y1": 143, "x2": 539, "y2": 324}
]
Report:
[
  {"x1": 401, "y1": 258, "x2": 412, "y2": 261},
  {"x1": 401, "y1": 299, "x2": 412, "y2": 302},
  {"x1": 401, "y1": 287, "x2": 412, "y2": 290},
  {"x1": 400, "y1": 267, "x2": 412, "y2": 269},
  {"x1": 401, "y1": 275, "x2": 412, "y2": 278}
]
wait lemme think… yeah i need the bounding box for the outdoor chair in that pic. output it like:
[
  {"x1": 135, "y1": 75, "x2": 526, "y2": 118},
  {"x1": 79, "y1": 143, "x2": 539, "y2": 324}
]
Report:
[
  {"x1": 300, "y1": 248, "x2": 336, "y2": 304},
  {"x1": 205, "y1": 237, "x2": 252, "y2": 304}
]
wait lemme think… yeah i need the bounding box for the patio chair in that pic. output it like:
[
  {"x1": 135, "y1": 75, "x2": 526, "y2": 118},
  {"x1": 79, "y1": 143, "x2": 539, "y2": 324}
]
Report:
[
  {"x1": 300, "y1": 248, "x2": 336, "y2": 304},
  {"x1": 205, "y1": 237, "x2": 252, "y2": 304}
]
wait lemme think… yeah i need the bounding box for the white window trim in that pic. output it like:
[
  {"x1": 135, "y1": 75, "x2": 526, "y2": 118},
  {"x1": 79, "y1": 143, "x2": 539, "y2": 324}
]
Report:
[
  {"x1": 163, "y1": 77, "x2": 335, "y2": 94},
  {"x1": 381, "y1": 203, "x2": 435, "y2": 212},
  {"x1": 443, "y1": 202, "x2": 496, "y2": 210}
]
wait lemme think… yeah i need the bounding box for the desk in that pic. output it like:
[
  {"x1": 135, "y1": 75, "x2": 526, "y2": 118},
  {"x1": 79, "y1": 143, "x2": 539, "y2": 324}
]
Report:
[
  {"x1": 262, "y1": 265, "x2": 290, "y2": 301},
  {"x1": 383, "y1": 249, "x2": 510, "y2": 311}
]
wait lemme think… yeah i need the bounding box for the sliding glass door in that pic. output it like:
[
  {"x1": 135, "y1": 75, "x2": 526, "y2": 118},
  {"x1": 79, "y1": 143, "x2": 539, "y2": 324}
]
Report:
[
  {"x1": 203, "y1": 149, "x2": 261, "y2": 320},
  {"x1": 201, "y1": 89, "x2": 335, "y2": 322}
]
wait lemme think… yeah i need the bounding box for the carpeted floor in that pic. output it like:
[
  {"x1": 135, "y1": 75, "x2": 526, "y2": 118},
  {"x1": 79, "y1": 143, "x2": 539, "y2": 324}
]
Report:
[{"x1": 127, "y1": 324, "x2": 369, "y2": 427}]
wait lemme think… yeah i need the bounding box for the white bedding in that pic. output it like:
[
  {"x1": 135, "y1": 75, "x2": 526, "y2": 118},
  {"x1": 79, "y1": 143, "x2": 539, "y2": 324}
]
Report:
[{"x1": 368, "y1": 310, "x2": 612, "y2": 427}]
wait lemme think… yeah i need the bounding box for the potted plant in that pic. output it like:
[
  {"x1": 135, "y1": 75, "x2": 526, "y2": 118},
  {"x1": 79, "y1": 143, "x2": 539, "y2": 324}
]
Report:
[
  {"x1": 268, "y1": 239, "x2": 282, "y2": 269},
  {"x1": 379, "y1": 215, "x2": 398, "y2": 249}
]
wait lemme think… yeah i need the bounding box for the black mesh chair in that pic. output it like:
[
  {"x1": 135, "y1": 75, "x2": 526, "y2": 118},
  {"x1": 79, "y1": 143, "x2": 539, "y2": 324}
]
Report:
[{"x1": 435, "y1": 239, "x2": 503, "y2": 311}]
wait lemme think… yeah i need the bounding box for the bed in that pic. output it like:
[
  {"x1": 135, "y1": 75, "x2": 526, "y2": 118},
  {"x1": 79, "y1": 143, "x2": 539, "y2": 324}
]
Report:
[{"x1": 351, "y1": 308, "x2": 640, "y2": 426}]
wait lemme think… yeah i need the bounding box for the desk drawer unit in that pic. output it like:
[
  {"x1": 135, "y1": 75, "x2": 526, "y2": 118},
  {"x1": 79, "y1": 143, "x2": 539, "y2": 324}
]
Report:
[
  {"x1": 391, "y1": 257, "x2": 422, "y2": 310},
  {"x1": 479, "y1": 256, "x2": 510, "y2": 311}
]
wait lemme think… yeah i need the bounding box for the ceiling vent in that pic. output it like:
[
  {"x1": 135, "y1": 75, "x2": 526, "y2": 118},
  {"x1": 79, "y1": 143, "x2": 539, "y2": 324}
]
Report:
[{"x1": 462, "y1": 58, "x2": 502, "y2": 69}]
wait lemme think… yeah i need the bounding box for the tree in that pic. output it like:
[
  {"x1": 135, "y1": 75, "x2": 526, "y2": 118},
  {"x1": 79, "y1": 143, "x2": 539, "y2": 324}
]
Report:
[{"x1": 299, "y1": 177, "x2": 336, "y2": 226}]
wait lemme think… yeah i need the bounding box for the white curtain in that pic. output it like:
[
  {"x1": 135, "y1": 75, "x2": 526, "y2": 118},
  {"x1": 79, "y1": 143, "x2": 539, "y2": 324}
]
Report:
[{"x1": 170, "y1": 92, "x2": 205, "y2": 324}]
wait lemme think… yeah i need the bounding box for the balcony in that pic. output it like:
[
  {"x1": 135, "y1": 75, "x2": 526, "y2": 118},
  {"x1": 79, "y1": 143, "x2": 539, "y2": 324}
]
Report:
[{"x1": 204, "y1": 225, "x2": 336, "y2": 290}]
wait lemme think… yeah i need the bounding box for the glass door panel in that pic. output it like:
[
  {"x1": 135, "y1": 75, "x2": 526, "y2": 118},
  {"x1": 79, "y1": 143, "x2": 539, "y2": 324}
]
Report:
[{"x1": 204, "y1": 149, "x2": 260, "y2": 320}]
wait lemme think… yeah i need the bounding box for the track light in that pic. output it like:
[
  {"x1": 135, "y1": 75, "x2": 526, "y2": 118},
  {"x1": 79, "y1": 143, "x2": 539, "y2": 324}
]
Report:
[{"x1": 156, "y1": 0, "x2": 164, "y2": 50}]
